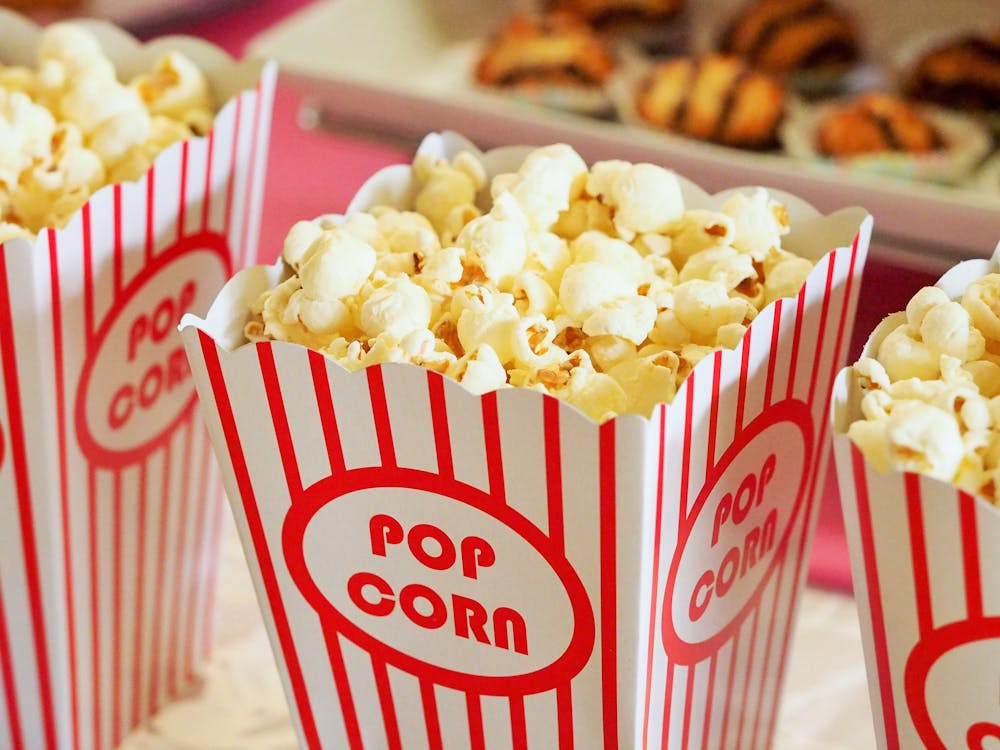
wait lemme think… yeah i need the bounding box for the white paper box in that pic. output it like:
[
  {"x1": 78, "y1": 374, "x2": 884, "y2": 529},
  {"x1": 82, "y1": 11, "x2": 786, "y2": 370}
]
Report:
[
  {"x1": 182, "y1": 132, "x2": 869, "y2": 749},
  {"x1": 0, "y1": 12, "x2": 276, "y2": 750},
  {"x1": 832, "y1": 244, "x2": 1000, "y2": 750}
]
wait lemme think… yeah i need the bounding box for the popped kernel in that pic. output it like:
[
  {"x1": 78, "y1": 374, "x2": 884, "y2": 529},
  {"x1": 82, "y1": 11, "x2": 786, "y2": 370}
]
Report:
[
  {"x1": 849, "y1": 281, "x2": 1000, "y2": 506},
  {"x1": 0, "y1": 23, "x2": 215, "y2": 237},
  {"x1": 248, "y1": 144, "x2": 813, "y2": 421}
]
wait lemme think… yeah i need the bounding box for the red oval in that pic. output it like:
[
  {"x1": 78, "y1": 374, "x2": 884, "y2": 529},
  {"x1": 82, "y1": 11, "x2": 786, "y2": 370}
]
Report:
[
  {"x1": 75, "y1": 231, "x2": 230, "y2": 467},
  {"x1": 662, "y1": 398, "x2": 813, "y2": 664},
  {"x1": 282, "y1": 466, "x2": 596, "y2": 695},
  {"x1": 906, "y1": 617, "x2": 1000, "y2": 750}
]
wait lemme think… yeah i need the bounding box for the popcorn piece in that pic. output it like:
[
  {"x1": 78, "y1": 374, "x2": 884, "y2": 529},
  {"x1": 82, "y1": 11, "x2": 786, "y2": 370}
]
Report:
[
  {"x1": 962, "y1": 274, "x2": 1000, "y2": 341},
  {"x1": 763, "y1": 254, "x2": 812, "y2": 304},
  {"x1": 666, "y1": 209, "x2": 733, "y2": 263},
  {"x1": 131, "y1": 51, "x2": 212, "y2": 126},
  {"x1": 919, "y1": 301, "x2": 985, "y2": 363},
  {"x1": 571, "y1": 231, "x2": 646, "y2": 286},
  {"x1": 720, "y1": 188, "x2": 790, "y2": 261},
  {"x1": 457, "y1": 192, "x2": 529, "y2": 289},
  {"x1": 673, "y1": 279, "x2": 747, "y2": 339},
  {"x1": 876, "y1": 324, "x2": 940, "y2": 382},
  {"x1": 586, "y1": 160, "x2": 684, "y2": 240},
  {"x1": 492, "y1": 143, "x2": 587, "y2": 231},
  {"x1": 511, "y1": 271, "x2": 558, "y2": 319},
  {"x1": 450, "y1": 344, "x2": 508, "y2": 395},
  {"x1": 884, "y1": 401, "x2": 963, "y2": 482},
  {"x1": 358, "y1": 275, "x2": 432, "y2": 340},
  {"x1": 282, "y1": 220, "x2": 325, "y2": 270},
  {"x1": 559, "y1": 261, "x2": 634, "y2": 322},
  {"x1": 906, "y1": 286, "x2": 950, "y2": 329},
  {"x1": 413, "y1": 150, "x2": 486, "y2": 239},
  {"x1": 511, "y1": 315, "x2": 566, "y2": 370},
  {"x1": 455, "y1": 285, "x2": 520, "y2": 365},
  {"x1": 582, "y1": 295, "x2": 657, "y2": 345},
  {"x1": 608, "y1": 351, "x2": 678, "y2": 417},
  {"x1": 299, "y1": 229, "x2": 377, "y2": 300}
]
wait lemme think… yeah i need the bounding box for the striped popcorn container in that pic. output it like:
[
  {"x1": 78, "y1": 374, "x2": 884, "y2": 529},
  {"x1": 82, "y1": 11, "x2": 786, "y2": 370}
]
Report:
[
  {"x1": 833, "y1": 246, "x2": 1000, "y2": 750},
  {"x1": 0, "y1": 12, "x2": 276, "y2": 750},
  {"x1": 181, "y1": 133, "x2": 869, "y2": 750}
]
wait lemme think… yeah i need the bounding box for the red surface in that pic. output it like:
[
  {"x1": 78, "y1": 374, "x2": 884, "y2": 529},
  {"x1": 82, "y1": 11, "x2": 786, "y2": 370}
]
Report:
[{"x1": 156, "y1": 0, "x2": 943, "y2": 594}]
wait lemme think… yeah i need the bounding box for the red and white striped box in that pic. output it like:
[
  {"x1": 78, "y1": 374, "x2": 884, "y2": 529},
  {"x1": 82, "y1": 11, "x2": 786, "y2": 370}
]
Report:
[
  {"x1": 0, "y1": 12, "x2": 276, "y2": 750},
  {"x1": 833, "y1": 244, "x2": 1000, "y2": 750},
  {"x1": 182, "y1": 132, "x2": 869, "y2": 750}
]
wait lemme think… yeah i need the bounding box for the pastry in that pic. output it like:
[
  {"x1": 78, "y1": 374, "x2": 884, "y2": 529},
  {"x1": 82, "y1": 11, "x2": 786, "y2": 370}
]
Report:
[
  {"x1": 719, "y1": 0, "x2": 859, "y2": 75},
  {"x1": 815, "y1": 93, "x2": 942, "y2": 158},
  {"x1": 475, "y1": 12, "x2": 616, "y2": 90},
  {"x1": 551, "y1": 0, "x2": 684, "y2": 30},
  {"x1": 636, "y1": 54, "x2": 786, "y2": 150},
  {"x1": 904, "y1": 30, "x2": 1000, "y2": 113}
]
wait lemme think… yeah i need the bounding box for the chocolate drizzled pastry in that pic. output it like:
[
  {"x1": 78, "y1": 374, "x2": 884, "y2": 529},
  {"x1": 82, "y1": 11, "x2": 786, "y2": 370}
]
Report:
[
  {"x1": 476, "y1": 12, "x2": 616, "y2": 89},
  {"x1": 816, "y1": 93, "x2": 943, "y2": 158},
  {"x1": 904, "y1": 31, "x2": 1000, "y2": 112},
  {"x1": 719, "y1": 0, "x2": 859, "y2": 75},
  {"x1": 636, "y1": 54, "x2": 786, "y2": 150},
  {"x1": 551, "y1": 0, "x2": 685, "y2": 29}
]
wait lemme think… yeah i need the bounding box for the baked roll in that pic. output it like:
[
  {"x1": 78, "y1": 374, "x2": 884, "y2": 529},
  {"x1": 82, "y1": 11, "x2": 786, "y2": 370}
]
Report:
[
  {"x1": 476, "y1": 12, "x2": 616, "y2": 89},
  {"x1": 815, "y1": 93, "x2": 942, "y2": 158},
  {"x1": 904, "y1": 31, "x2": 1000, "y2": 113},
  {"x1": 719, "y1": 0, "x2": 859, "y2": 75},
  {"x1": 636, "y1": 54, "x2": 786, "y2": 150},
  {"x1": 551, "y1": 0, "x2": 685, "y2": 29}
]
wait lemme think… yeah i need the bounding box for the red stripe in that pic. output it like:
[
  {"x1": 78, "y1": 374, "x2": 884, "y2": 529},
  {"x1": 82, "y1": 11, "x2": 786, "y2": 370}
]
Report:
[
  {"x1": 114, "y1": 184, "x2": 123, "y2": 291},
  {"x1": 660, "y1": 663, "x2": 674, "y2": 749},
  {"x1": 599, "y1": 420, "x2": 618, "y2": 750},
  {"x1": 167, "y1": 419, "x2": 197, "y2": 695},
  {"x1": 372, "y1": 658, "x2": 402, "y2": 750},
  {"x1": 680, "y1": 372, "x2": 695, "y2": 521},
  {"x1": 190, "y1": 425, "x2": 217, "y2": 675},
  {"x1": 419, "y1": 678, "x2": 443, "y2": 750},
  {"x1": 223, "y1": 95, "x2": 243, "y2": 238},
  {"x1": 112, "y1": 472, "x2": 124, "y2": 743},
  {"x1": 0, "y1": 247, "x2": 58, "y2": 750},
  {"x1": 763, "y1": 300, "x2": 781, "y2": 408},
  {"x1": 240, "y1": 79, "x2": 265, "y2": 267},
  {"x1": 146, "y1": 165, "x2": 156, "y2": 261},
  {"x1": 747, "y1": 566, "x2": 785, "y2": 749},
  {"x1": 0, "y1": 576, "x2": 24, "y2": 749},
  {"x1": 200, "y1": 333, "x2": 323, "y2": 749},
  {"x1": 707, "y1": 351, "x2": 722, "y2": 471},
  {"x1": 82, "y1": 204, "x2": 94, "y2": 342},
  {"x1": 718, "y1": 632, "x2": 741, "y2": 750},
  {"x1": 131, "y1": 463, "x2": 149, "y2": 727},
  {"x1": 785, "y1": 281, "x2": 806, "y2": 400},
  {"x1": 734, "y1": 605, "x2": 762, "y2": 749},
  {"x1": 642, "y1": 407, "x2": 667, "y2": 749},
  {"x1": 309, "y1": 350, "x2": 346, "y2": 473},
  {"x1": 202, "y1": 130, "x2": 215, "y2": 230},
  {"x1": 905, "y1": 474, "x2": 933, "y2": 636},
  {"x1": 322, "y1": 628, "x2": 364, "y2": 750},
  {"x1": 367, "y1": 366, "x2": 397, "y2": 469},
  {"x1": 735, "y1": 328, "x2": 750, "y2": 431},
  {"x1": 177, "y1": 141, "x2": 189, "y2": 238},
  {"x1": 680, "y1": 667, "x2": 696, "y2": 749},
  {"x1": 958, "y1": 492, "x2": 984, "y2": 620},
  {"x1": 700, "y1": 656, "x2": 718, "y2": 749},
  {"x1": 428, "y1": 371, "x2": 453, "y2": 478},
  {"x1": 851, "y1": 446, "x2": 900, "y2": 750},
  {"x1": 258, "y1": 345, "x2": 304, "y2": 495},
  {"x1": 89, "y1": 467, "x2": 102, "y2": 750},
  {"x1": 764, "y1": 242, "x2": 860, "y2": 746},
  {"x1": 467, "y1": 693, "x2": 486, "y2": 750},
  {"x1": 558, "y1": 680, "x2": 576, "y2": 750},
  {"x1": 482, "y1": 392, "x2": 505, "y2": 504},
  {"x1": 50, "y1": 230, "x2": 81, "y2": 749},
  {"x1": 197, "y1": 472, "x2": 225, "y2": 670},
  {"x1": 806, "y1": 260, "x2": 837, "y2": 407},
  {"x1": 509, "y1": 695, "x2": 527, "y2": 749},
  {"x1": 148, "y1": 439, "x2": 172, "y2": 716},
  {"x1": 544, "y1": 398, "x2": 564, "y2": 550}
]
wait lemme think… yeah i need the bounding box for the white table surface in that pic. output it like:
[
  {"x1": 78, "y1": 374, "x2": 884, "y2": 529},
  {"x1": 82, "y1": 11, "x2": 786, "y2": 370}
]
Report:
[{"x1": 120, "y1": 513, "x2": 878, "y2": 750}]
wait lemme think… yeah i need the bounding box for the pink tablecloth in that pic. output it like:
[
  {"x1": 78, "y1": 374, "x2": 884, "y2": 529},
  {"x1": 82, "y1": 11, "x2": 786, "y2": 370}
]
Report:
[{"x1": 159, "y1": 0, "x2": 941, "y2": 594}]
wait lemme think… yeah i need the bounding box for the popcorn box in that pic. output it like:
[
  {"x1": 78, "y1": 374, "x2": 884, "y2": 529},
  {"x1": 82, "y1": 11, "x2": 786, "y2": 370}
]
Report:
[
  {"x1": 181, "y1": 132, "x2": 869, "y2": 749},
  {"x1": 832, "y1": 244, "x2": 1000, "y2": 750},
  {"x1": 0, "y1": 13, "x2": 276, "y2": 750}
]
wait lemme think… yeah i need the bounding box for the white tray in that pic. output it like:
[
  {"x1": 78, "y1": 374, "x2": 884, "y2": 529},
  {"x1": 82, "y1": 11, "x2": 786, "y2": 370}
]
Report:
[{"x1": 249, "y1": 0, "x2": 1000, "y2": 270}]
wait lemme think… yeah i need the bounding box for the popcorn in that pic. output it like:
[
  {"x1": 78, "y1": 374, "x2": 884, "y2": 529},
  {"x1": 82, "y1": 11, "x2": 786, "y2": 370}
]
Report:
[
  {"x1": 849, "y1": 280, "x2": 1000, "y2": 505},
  {"x1": 0, "y1": 23, "x2": 215, "y2": 237},
  {"x1": 248, "y1": 144, "x2": 813, "y2": 422}
]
